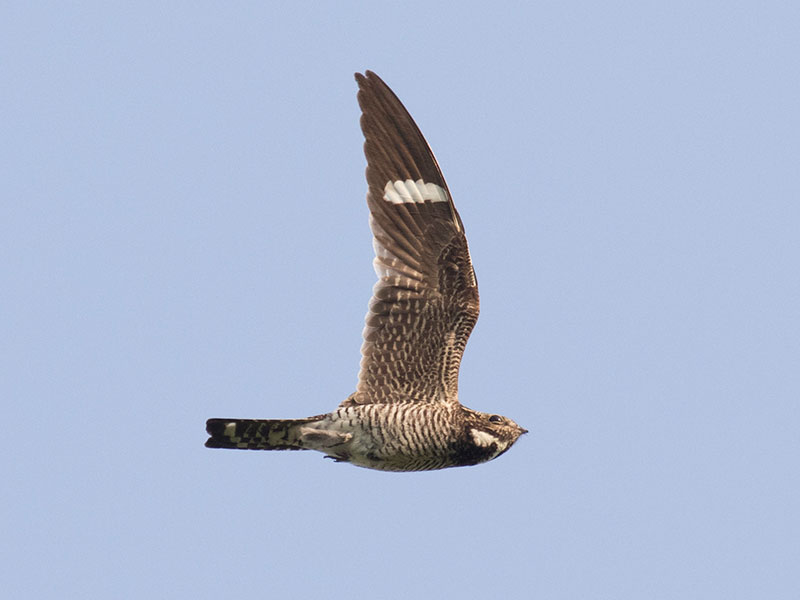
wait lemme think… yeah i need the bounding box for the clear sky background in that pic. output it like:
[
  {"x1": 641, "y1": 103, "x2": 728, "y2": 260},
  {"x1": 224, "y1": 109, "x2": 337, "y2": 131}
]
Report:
[{"x1": 3, "y1": 2, "x2": 799, "y2": 598}]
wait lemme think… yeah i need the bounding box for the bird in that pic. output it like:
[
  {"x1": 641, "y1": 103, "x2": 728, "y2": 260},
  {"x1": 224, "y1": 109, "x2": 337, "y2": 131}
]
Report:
[{"x1": 205, "y1": 70, "x2": 527, "y2": 471}]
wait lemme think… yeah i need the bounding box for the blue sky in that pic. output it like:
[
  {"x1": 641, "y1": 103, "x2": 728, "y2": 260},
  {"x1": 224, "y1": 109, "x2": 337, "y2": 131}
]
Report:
[{"x1": 3, "y1": 2, "x2": 799, "y2": 598}]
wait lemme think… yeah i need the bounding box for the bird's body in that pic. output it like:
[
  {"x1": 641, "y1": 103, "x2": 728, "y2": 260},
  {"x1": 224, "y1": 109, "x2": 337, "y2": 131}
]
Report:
[
  {"x1": 205, "y1": 71, "x2": 526, "y2": 471},
  {"x1": 207, "y1": 399, "x2": 518, "y2": 472}
]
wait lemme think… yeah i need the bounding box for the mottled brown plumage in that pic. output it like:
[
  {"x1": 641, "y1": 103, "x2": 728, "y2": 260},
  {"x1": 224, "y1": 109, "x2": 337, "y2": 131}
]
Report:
[{"x1": 205, "y1": 71, "x2": 526, "y2": 471}]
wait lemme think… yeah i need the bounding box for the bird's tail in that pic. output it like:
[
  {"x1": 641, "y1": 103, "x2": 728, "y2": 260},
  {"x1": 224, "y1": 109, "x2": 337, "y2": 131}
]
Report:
[{"x1": 205, "y1": 416, "x2": 324, "y2": 450}]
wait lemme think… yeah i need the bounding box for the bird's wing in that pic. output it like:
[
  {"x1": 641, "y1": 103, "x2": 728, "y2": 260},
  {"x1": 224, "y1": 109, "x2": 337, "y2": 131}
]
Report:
[{"x1": 344, "y1": 71, "x2": 479, "y2": 407}]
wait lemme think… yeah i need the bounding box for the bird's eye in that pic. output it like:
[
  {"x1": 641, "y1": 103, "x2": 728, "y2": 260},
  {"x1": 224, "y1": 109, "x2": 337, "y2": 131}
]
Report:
[{"x1": 488, "y1": 415, "x2": 503, "y2": 423}]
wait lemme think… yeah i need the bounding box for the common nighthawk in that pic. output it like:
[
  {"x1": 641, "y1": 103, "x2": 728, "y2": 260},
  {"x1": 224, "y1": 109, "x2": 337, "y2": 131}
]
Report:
[{"x1": 205, "y1": 71, "x2": 527, "y2": 471}]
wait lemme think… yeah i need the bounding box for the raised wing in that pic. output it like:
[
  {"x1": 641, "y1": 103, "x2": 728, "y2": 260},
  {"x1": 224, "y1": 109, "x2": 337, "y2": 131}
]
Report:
[{"x1": 347, "y1": 71, "x2": 479, "y2": 406}]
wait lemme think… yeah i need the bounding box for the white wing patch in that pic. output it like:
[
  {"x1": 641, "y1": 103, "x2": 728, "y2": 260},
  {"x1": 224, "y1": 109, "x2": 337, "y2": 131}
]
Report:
[{"x1": 383, "y1": 179, "x2": 449, "y2": 204}]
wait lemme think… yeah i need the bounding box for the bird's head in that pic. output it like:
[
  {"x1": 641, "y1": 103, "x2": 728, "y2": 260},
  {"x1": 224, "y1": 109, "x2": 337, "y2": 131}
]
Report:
[{"x1": 463, "y1": 409, "x2": 528, "y2": 463}]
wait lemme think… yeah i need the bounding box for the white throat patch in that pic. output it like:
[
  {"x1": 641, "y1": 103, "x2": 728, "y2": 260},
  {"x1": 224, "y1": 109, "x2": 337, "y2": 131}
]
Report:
[
  {"x1": 383, "y1": 179, "x2": 449, "y2": 204},
  {"x1": 471, "y1": 428, "x2": 499, "y2": 447}
]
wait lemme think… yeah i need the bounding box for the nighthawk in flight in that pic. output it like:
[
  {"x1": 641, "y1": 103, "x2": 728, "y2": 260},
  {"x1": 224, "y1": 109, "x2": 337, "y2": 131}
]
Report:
[{"x1": 205, "y1": 71, "x2": 527, "y2": 471}]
